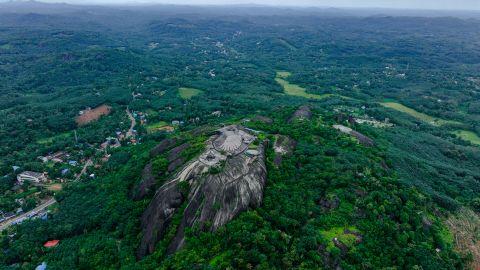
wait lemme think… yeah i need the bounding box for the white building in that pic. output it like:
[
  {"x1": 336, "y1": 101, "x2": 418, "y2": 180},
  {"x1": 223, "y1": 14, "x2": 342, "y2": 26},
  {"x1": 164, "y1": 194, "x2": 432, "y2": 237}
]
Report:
[{"x1": 17, "y1": 171, "x2": 47, "y2": 185}]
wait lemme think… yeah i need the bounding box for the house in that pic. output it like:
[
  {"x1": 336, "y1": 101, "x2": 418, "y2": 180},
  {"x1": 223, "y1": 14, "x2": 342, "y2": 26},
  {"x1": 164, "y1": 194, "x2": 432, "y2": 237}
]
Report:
[
  {"x1": 61, "y1": 168, "x2": 70, "y2": 176},
  {"x1": 17, "y1": 171, "x2": 47, "y2": 185},
  {"x1": 38, "y1": 156, "x2": 49, "y2": 163},
  {"x1": 68, "y1": 160, "x2": 78, "y2": 166},
  {"x1": 36, "y1": 262, "x2": 47, "y2": 270},
  {"x1": 43, "y1": 240, "x2": 59, "y2": 248}
]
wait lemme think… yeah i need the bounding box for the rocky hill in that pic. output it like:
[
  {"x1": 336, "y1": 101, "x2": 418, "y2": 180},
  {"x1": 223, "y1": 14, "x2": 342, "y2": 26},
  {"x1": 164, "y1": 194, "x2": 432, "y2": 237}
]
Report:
[{"x1": 137, "y1": 125, "x2": 267, "y2": 257}]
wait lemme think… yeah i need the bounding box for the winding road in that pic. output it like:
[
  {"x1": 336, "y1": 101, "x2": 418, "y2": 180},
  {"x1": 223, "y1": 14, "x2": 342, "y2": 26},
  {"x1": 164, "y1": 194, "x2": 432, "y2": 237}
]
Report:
[{"x1": 126, "y1": 107, "x2": 136, "y2": 138}]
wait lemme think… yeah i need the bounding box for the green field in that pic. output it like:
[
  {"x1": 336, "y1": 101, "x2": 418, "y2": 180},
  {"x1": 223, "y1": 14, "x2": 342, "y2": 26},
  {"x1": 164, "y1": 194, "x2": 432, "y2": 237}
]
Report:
[
  {"x1": 37, "y1": 132, "x2": 72, "y2": 144},
  {"x1": 319, "y1": 226, "x2": 360, "y2": 252},
  {"x1": 146, "y1": 121, "x2": 168, "y2": 133},
  {"x1": 275, "y1": 71, "x2": 332, "y2": 99},
  {"x1": 453, "y1": 130, "x2": 480, "y2": 146},
  {"x1": 178, "y1": 87, "x2": 203, "y2": 100},
  {"x1": 381, "y1": 102, "x2": 460, "y2": 126}
]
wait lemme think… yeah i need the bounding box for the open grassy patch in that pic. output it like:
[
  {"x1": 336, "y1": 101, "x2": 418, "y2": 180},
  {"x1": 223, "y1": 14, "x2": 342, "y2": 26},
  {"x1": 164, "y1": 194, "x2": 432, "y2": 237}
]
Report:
[
  {"x1": 178, "y1": 87, "x2": 203, "y2": 100},
  {"x1": 319, "y1": 226, "x2": 360, "y2": 252},
  {"x1": 380, "y1": 102, "x2": 460, "y2": 126},
  {"x1": 276, "y1": 71, "x2": 292, "y2": 79},
  {"x1": 37, "y1": 132, "x2": 72, "y2": 144},
  {"x1": 146, "y1": 121, "x2": 174, "y2": 133},
  {"x1": 275, "y1": 71, "x2": 333, "y2": 100},
  {"x1": 46, "y1": 183, "x2": 63, "y2": 191},
  {"x1": 452, "y1": 130, "x2": 480, "y2": 146}
]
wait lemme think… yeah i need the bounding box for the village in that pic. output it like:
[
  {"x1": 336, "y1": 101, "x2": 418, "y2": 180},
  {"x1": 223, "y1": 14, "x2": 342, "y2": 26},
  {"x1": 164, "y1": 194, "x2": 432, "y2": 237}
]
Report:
[
  {"x1": 0, "y1": 102, "x2": 223, "y2": 234},
  {"x1": 0, "y1": 107, "x2": 144, "y2": 231}
]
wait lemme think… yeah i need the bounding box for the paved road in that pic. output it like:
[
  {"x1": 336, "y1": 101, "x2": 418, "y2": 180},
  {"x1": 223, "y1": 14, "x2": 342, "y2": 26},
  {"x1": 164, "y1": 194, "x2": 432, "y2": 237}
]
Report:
[
  {"x1": 126, "y1": 107, "x2": 136, "y2": 138},
  {"x1": 0, "y1": 198, "x2": 56, "y2": 231}
]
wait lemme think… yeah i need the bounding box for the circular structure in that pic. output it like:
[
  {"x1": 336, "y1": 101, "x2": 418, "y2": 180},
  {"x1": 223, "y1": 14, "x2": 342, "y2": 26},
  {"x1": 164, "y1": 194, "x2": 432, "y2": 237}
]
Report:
[
  {"x1": 213, "y1": 126, "x2": 255, "y2": 155},
  {"x1": 221, "y1": 134, "x2": 242, "y2": 152}
]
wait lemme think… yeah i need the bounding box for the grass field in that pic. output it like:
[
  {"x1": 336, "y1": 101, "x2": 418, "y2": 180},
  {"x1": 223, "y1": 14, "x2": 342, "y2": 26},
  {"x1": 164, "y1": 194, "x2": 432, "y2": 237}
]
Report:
[
  {"x1": 275, "y1": 71, "x2": 332, "y2": 99},
  {"x1": 380, "y1": 102, "x2": 460, "y2": 126},
  {"x1": 179, "y1": 87, "x2": 203, "y2": 100},
  {"x1": 37, "y1": 132, "x2": 71, "y2": 144},
  {"x1": 146, "y1": 121, "x2": 172, "y2": 133},
  {"x1": 453, "y1": 130, "x2": 480, "y2": 145}
]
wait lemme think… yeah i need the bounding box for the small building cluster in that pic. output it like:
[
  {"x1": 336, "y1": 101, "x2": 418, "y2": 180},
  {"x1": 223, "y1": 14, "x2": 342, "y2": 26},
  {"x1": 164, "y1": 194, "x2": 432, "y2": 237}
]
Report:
[{"x1": 38, "y1": 151, "x2": 70, "y2": 164}]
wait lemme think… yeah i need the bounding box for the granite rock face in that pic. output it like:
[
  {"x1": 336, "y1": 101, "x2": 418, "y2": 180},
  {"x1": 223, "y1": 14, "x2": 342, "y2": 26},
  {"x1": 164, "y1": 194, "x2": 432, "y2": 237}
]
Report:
[
  {"x1": 131, "y1": 138, "x2": 187, "y2": 201},
  {"x1": 288, "y1": 105, "x2": 312, "y2": 123},
  {"x1": 137, "y1": 125, "x2": 267, "y2": 258},
  {"x1": 333, "y1": 124, "x2": 375, "y2": 147},
  {"x1": 273, "y1": 135, "x2": 297, "y2": 166}
]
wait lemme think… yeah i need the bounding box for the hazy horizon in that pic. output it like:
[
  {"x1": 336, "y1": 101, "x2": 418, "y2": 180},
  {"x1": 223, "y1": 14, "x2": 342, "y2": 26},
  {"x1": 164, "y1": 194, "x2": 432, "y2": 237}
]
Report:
[{"x1": 13, "y1": 0, "x2": 480, "y2": 11}]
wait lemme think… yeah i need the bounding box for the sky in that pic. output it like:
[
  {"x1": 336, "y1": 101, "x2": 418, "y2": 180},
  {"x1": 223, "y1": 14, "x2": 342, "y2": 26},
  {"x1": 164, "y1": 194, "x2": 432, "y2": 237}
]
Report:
[{"x1": 31, "y1": 0, "x2": 480, "y2": 10}]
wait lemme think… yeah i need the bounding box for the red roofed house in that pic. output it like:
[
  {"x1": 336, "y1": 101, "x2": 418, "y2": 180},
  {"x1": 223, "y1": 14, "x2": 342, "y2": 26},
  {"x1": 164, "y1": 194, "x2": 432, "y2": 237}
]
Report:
[{"x1": 43, "y1": 240, "x2": 59, "y2": 248}]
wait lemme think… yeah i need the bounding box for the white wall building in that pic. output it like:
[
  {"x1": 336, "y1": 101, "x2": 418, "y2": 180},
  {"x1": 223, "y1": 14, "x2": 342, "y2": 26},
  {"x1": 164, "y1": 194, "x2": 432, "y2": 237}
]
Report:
[{"x1": 17, "y1": 171, "x2": 47, "y2": 185}]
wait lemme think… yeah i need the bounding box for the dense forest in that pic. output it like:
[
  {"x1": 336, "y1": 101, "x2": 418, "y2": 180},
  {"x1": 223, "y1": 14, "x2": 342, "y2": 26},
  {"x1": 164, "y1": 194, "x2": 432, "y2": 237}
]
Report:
[{"x1": 1, "y1": 1, "x2": 480, "y2": 269}]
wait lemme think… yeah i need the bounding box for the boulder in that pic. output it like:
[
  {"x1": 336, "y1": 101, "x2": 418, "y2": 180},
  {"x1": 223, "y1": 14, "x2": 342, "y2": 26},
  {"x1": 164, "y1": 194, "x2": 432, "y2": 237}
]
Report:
[
  {"x1": 149, "y1": 138, "x2": 177, "y2": 158},
  {"x1": 288, "y1": 105, "x2": 312, "y2": 123},
  {"x1": 131, "y1": 162, "x2": 156, "y2": 200},
  {"x1": 273, "y1": 135, "x2": 297, "y2": 166}
]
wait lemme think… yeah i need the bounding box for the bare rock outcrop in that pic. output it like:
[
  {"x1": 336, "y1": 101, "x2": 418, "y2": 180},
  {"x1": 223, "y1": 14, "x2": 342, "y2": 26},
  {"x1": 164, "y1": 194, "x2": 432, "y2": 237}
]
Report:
[
  {"x1": 253, "y1": 115, "x2": 273, "y2": 125},
  {"x1": 137, "y1": 125, "x2": 267, "y2": 258},
  {"x1": 333, "y1": 124, "x2": 375, "y2": 147},
  {"x1": 288, "y1": 105, "x2": 312, "y2": 123},
  {"x1": 132, "y1": 138, "x2": 189, "y2": 200},
  {"x1": 273, "y1": 135, "x2": 297, "y2": 166},
  {"x1": 149, "y1": 138, "x2": 177, "y2": 158},
  {"x1": 132, "y1": 162, "x2": 157, "y2": 200}
]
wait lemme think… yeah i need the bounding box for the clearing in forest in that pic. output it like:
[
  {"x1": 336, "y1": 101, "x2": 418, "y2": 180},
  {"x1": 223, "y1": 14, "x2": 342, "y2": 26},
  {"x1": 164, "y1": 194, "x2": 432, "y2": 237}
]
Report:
[
  {"x1": 452, "y1": 130, "x2": 480, "y2": 146},
  {"x1": 178, "y1": 87, "x2": 203, "y2": 100},
  {"x1": 46, "y1": 184, "x2": 63, "y2": 191},
  {"x1": 380, "y1": 102, "x2": 459, "y2": 126},
  {"x1": 445, "y1": 208, "x2": 480, "y2": 269},
  {"x1": 275, "y1": 71, "x2": 333, "y2": 100},
  {"x1": 37, "y1": 132, "x2": 71, "y2": 144},
  {"x1": 147, "y1": 121, "x2": 174, "y2": 133},
  {"x1": 75, "y1": 105, "x2": 112, "y2": 126}
]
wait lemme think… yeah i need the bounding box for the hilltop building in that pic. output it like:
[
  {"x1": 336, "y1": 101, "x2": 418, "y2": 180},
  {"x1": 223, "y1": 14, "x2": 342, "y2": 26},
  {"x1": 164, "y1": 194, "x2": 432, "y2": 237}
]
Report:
[{"x1": 17, "y1": 171, "x2": 47, "y2": 185}]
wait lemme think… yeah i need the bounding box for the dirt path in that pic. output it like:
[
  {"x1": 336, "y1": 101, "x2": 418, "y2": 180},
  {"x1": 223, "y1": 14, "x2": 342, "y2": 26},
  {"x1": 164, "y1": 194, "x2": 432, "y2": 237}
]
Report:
[
  {"x1": 75, "y1": 159, "x2": 93, "y2": 181},
  {"x1": 0, "y1": 198, "x2": 56, "y2": 232},
  {"x1": 126, "y1": 107, "x2": 136, "y2": 138}
]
